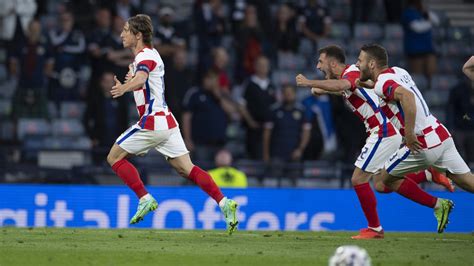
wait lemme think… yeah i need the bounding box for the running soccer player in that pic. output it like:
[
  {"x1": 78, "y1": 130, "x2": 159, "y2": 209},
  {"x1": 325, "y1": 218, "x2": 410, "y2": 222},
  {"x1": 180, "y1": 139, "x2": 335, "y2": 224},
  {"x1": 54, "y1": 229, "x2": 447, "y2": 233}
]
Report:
[
  {"x1": 106, "y1": 14, "x2": 238, "y2": 234},
  {"x1": 462, "y1": 55, "x2": 474, "y2": 80},
  {"x1": 295, "y1": 45, "x2": 453, "y2": 239},
  {"x1": 356, "y1": 44, "x2": 474, "y2": 233}
]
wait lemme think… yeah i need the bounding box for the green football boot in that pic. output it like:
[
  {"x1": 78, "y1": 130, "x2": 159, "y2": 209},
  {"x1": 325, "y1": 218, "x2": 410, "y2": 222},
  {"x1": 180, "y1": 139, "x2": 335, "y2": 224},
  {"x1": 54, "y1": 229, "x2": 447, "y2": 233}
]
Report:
[
  {"x1": 130, "y1": 196, "x2": 158, "y2": 224},
  {"x1": 221, "y1": 198, "x2": 238, "y2": 235},
  {"x1": 434, "y1": 199, "x2": 454, "y2": 233}
]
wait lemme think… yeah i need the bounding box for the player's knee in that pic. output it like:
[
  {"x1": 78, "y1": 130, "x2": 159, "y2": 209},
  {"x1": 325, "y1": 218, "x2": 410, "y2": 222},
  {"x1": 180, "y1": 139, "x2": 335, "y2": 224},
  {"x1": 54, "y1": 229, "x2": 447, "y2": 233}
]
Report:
[
  {"x1": 351, "y1": 172, "x2": 370, "y2": 186},
  {"x1": 373, "y1": 180, "x2": 387, "y2": 193},
  {"x1": 106, "y1": 153, "x2": 119, "y2": 167}
]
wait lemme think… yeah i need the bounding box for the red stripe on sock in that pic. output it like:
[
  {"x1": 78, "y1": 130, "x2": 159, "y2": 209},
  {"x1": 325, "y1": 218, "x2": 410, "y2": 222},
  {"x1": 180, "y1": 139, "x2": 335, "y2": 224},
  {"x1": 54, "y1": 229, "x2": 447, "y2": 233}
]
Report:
[
  {"x1": 397, "y1": 178, "x2": 437, "y2": 208},
  {"x1": 112, "y1": 159, "x2": 148, "y2": 198},
  {"x1": 188, "y1": 166, "x2": 224, "y2": 203},
  {"x1": 405, "y1": 171, "x2": 427, "y2": 184},
  {"x1": 354, "y1": 182, "x2": 381, "y2": 228}
]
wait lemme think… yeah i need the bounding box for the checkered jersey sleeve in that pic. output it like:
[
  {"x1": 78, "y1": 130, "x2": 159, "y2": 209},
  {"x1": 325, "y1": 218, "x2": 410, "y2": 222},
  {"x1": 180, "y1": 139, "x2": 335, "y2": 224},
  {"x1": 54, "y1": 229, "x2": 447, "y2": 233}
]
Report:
[
  {"x1": 135, "y1": 52, "x2": 158, "y2": 74},
  {"x1": 374, "y1": 75, "x2": 402, "y2": 101}
]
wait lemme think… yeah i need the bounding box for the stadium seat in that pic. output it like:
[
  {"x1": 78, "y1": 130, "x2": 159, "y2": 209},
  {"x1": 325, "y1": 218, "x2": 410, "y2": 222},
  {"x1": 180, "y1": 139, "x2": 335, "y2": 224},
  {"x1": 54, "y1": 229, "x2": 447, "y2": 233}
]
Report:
[
  {"x1": 51, "y1": 119, "x2": 85, "y2": 137},
  {"x1": 42, "y1": 136, "x2": 92, "y2": 150},
  {"x1": 330, "y1": 23, "x2": 351, "y2": 40},
  {"x1": 354, "y1": 23, "x2": 383, "y2": 40},
  {"x1": 441, "y1": 41, "x2": 473, "y2": 57},
  {"x1": 446, "y1": 26, "x2": 472, "y2": 42},
  {"x1": 0, "y1": 119, "x2": 15, "y2": 141},
  {"x1": 298, "y1": 38, "x2": 314, "y2": 57},
  {"x1": 272, "y1": 70, "x2": 297, "y2": 87},
  {"x1": 384, "y1": 24, "x2": 404, "y2": 40},
  {"x1": 381, "y1": 39, "x2": 404, "y2": 56},
  {"x1": 277, "y1": 52, "x2": 306, "y2": 71},
  {"x1": 17, "y1": 118, "x2": 51, "y2": 140},
  {"x1": 437, "y1": 57, "x2": 464, "y2": 74},
  {"x1": 411, "y1": 74, "x2": 428, "y2": 92},
  {"x1": 48, "y1": 101, "x2": 58, "y2": 118},
  {"x1": 0, "y1": 99, "x2": 11, "y2": 117},
  {"x1": 60, "y1": 101, "x2": 85, "y2": 119},
  {"x1": 430, "y1": 74, "x2": 458, "y2": 91},
  {"x1": 348, "y1": 39, "x2": 369, "y2": 56},
  {"x1": 424, "y1": 89, "x2": 450, "y2": 107},
  {"x1": 317, "y1": 38, "x2": 346, "y2": 51}
]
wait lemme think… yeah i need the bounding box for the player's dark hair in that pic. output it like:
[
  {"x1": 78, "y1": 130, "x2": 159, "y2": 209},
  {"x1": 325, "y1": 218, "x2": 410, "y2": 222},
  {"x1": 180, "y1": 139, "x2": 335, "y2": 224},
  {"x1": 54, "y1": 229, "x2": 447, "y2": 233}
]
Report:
[
  {"x1": 127, "y1": 14, "x2": 153, "y2": 46},
  {"x1": 360, "y1": 44, "x2": 388, "y2": 67},
  {"x1": 318, "y1": 45, "x2": 346, "y2": 64}
]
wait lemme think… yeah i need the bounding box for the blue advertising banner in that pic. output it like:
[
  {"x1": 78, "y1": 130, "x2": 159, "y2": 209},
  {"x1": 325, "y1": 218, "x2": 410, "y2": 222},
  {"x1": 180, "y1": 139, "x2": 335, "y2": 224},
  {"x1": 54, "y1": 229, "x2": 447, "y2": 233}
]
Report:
[{"x1": 0, "y1": 185, "x2": 472, "y2": 232}]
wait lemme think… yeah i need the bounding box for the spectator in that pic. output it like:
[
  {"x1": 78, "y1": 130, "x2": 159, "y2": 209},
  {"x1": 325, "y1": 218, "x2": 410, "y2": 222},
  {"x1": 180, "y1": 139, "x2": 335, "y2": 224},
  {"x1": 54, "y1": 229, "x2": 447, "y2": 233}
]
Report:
[
  {"x1": 182, "y1": 71, "x2": 236, "y2": 162},
  {"x1": 102, "y1": 16, "x2": 134, "y2": 82},
  {"x1": 210, "y1": 47, "x2": 231, "y2": 93},
  {"x1": 112, "y1": 0, "x2": 140, "y2": 21},
  {"x1": 164, "y1": 48, "x2": 194, "y2": 126},
  {"x1": 263, "y1": 85, "x2": 311, "y2": 163},
  {"x1": 229, "y1": 0, "x2": 272, "y2": 37},
  {"x1": 234, "y1": 4, "x2": 267, "y2": 82},
  {"x1": 9, "y1": 19, "x2": 53, "y2": 93},
  {"x1": 87, "y1": 7, "x2": 112, "y2": 82},
  {"x1": 193, "y1": 0, "x2": 227, "y2": 77},
  {"x1": 48, "y1": 11, "x2": 87, "y2": 103},
  {"x1": 83, "y1": 72, "x2": 128, "y2": 162},
  {"x1": 209, "y1": 149, "x2": 248, "y2": 188},
  {"x1": 0, "y1": 0, "x2": 37, "y2": 43},
  {"x1": 302, "y1": 93, "x2": 337, "y2": 159},
  {"x1": 351, "y1": 0, "x2": 376, "y2": 23},
  {"x1": 273, "y1": 3, "x2": 299, "y2": 54},
  {"x1": 297, "y1": 0, "x2": 332, "y2": 46},
  {"x1": 447, "y1": 76, "x2": 474, "y2": 163},
  {"x1": 401, "y1": 0, "x2": 439, "y2": 89},
  {"x1": 154, "y1": 6, "x2": 186, "y2": 65},
  {"x1": 239, "y1": 56, "x2": 276, "y2": 160}
]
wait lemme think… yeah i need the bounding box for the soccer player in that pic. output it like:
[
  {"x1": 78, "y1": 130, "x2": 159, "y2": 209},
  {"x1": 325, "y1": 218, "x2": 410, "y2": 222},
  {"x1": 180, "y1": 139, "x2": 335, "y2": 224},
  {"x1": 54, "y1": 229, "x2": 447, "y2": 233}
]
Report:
[
  {"x1": 462, "y1": 56, "x2": 474, "y2": 80},
  {"x1": 356, "y1": 44, "x2": 474, "y2": 233},
  {"x1": 106, "y1": 14, "x2": 238, "y2": 234},
  {"x1": 296, "y1": 45, "x2": 453, "y2": 239}
]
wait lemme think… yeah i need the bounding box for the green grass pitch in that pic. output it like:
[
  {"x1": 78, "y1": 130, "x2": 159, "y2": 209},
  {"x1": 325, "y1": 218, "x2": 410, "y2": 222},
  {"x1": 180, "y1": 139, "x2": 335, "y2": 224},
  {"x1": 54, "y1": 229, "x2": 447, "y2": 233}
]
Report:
[{"x1": 1, "y1": 228, "x2": 473, "y2": 266}]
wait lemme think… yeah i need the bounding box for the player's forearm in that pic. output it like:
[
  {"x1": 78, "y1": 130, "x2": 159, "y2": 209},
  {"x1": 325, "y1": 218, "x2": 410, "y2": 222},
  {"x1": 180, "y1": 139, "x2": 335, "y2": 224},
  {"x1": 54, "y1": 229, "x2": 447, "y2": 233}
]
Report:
[
  {"x1": 122, "y1": 73, "x2": 147, "y2": 92},
  {"x1": 262, "y1": 128, "x2": 272, "y2": 159},
  {"x1": 306, "y1": 79, "x2": 350, "y2": 92},
  {"x1": 399, "y1": 90, "x2": 417, "y2": 136}
]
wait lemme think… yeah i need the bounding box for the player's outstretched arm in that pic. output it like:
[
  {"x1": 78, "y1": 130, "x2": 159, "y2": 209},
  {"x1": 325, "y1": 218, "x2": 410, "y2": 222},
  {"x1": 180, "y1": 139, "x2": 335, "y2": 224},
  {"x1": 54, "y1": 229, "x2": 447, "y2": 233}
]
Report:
[
  {"x1": 111, "y1": 71, "x2": 148, "y2": 98},
  {"x1": 296, "y1": 74, "x2": 351, "y2": 92},
  {"x1": 393, "y1": 86, "x2": 422, "y2": 153},
  {"x1": 311, "y1": 87, "x2": 342, "y2": 96},
  {"x1": 462, "y1": 56, "x2": 474, "y2": 80}
]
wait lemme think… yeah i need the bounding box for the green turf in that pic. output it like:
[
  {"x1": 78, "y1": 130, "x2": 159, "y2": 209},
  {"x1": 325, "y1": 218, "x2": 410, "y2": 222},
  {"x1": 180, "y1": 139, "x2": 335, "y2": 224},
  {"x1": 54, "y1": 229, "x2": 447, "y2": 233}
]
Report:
[{"x1": 0, "y1": 228, "x2": 473, "y2": 266}]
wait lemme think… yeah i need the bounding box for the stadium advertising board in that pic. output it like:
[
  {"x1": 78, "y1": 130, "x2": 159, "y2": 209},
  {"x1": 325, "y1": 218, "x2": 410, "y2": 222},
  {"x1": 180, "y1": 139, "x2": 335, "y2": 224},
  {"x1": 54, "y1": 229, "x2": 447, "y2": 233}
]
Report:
[{"x1": 0, "y1": 185, "x2": 472, "y2": 232}]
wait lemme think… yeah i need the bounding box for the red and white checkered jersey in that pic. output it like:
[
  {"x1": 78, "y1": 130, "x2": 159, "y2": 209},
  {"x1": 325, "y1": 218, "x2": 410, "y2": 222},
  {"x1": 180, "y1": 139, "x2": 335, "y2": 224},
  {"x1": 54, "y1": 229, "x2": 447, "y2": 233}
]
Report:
[
  {"x1": 131, "y1": 47, "x2": 177, "y2": 131},
  {"x1": 374, "y1": 67, "x2": 450, "y2": 149},
  {"x1": 340, "y1": 64, "x2": 397, "y2": 138}
]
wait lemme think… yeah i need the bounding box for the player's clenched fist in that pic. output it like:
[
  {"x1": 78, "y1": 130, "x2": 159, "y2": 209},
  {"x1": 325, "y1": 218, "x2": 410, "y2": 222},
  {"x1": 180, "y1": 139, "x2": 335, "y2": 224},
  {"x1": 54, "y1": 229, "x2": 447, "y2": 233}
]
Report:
[{"x1": 296, "y1": 74, "x2": 310, "y2": 87}]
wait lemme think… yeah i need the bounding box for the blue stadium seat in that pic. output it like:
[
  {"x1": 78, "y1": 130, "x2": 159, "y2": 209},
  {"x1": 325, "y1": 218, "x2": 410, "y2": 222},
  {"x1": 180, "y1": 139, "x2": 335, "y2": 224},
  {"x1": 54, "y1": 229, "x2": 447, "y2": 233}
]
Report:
[
  {"x1": 317, "y1": 38, "x2": 346, "y2": 51},
  {"x1": 277, "y1": 52, "x2": 306, "y2": 71},
  {"x1": 446, "y1": 26, "x2": 472, "y2": 42},
  {"x1": 48, "y1": 101, "x2": 58, "y2": 118},
  {"x1": 272, "y1": 70, "x2": 297, "y2": 87},
  {"x1": 0, "y1": 99, "x2": 11, "y2": 117},
  {"x1": 431, "y1": 74, "x2": 458, "y2": 91},
  {"x1": 51, "y1": 119, "x2": 85, "y2": 137},
  {"x1": 42, "y1": 136, "x2": 92, "y2": 150},
  {"x1": 381, "y1": 39, "x2": 404, "y2": 56},
  {"x1": 298, "y1": 38, "x2": 314, "y2": 57},
  {"x1": 384, "y1": 24, "x2": 404, "y2": 40},
  {"x1": 354, "y1": 23, "x2": 383, "y2": 40},
  {"x1": 17, "y1": 118, "x2": 51, "y2": 140},
  {"x1": 330, "y1": 23, "x2": 351, "y2": 40},
  {"x1": 411, "y1": 74, "x2": 428, "y2": 92},
  {"x1": 60, "y1": 101, "x2": 85, "y2": 119},
  {"x1": 437, "y1": 57, "x2": 464, "y2": 74},
  {"x1": 432, "y1": 26, "x2": 446, "y2": 42},
  {"x1": 424, "y1": 90, "x2": 450, "y2": 107},
  {"x1": 441, "y1": 41, "x2": 472, "y2": 57}
]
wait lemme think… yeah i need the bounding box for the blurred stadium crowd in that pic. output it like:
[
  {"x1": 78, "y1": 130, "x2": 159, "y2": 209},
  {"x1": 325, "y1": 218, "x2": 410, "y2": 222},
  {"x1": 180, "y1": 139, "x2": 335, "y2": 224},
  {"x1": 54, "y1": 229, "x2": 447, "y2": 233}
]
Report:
[{"x1": 0, "y1": 0, "x2": 473, "y2": 187}]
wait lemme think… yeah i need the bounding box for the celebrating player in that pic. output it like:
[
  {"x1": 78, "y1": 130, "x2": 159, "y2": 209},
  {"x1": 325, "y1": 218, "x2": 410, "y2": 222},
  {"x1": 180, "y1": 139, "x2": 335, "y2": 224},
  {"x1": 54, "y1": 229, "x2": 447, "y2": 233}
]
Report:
[
  {"x1": 106, "y1": 14, "x2": 238, "y2": 234},
  {"x1": 356, "y1": 44, "x2": 474, "y2": 233},
  {"x1": 462, "y1": 55, "x2": 474, "y2": 80},
  {"x1": 296, "y1": 45, "x2": 453, "y2": 239}
]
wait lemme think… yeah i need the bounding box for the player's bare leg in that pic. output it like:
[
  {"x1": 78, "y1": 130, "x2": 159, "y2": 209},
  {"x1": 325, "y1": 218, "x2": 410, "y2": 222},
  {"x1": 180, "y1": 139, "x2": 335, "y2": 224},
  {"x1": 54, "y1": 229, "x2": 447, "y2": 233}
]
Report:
[
  {"x1": 447, "y1": 172, "x2": 474, "y2": 193},
  {"x1": 374, "y1": 168, "x2": 454, "y2": 193},
  {"x1": 351, "y1": 167, "x2": 384, "y2": 239},
  {"x1": 168, "y1": 153, "x2": 239, "y2": 235},
  {"x1": 107, "y1": 144, "x2": 157, "y2": 224},
  {"x1": 381, "y1": 169, "x2": 454, "y2": 233}
]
